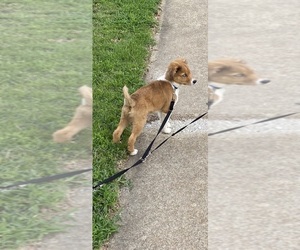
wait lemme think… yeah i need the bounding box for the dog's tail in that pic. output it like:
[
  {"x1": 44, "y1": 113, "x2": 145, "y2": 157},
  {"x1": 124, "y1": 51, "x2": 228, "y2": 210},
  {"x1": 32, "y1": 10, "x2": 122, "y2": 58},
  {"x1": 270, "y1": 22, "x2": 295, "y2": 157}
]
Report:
[{"x1": 123, "y1": 85, "x2": 135, "y2": 107}]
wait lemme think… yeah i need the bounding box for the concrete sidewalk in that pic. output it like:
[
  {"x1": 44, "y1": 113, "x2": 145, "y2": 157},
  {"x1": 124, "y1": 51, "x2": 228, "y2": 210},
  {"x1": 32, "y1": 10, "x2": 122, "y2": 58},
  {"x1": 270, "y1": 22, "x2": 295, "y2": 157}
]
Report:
[
  {"x1": 109, "y1": 0, "x2": 208, "y2": 249},
  {"x1": 208, "y1": 0, "x2": 300, "y2": 249}
]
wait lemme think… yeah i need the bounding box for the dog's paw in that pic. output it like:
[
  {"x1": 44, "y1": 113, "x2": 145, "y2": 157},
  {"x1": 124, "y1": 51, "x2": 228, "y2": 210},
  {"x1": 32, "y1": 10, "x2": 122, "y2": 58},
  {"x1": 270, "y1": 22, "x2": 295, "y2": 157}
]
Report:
[
  {"x1": 130, "y1": 149, "x2": 138, "y2": 156},
  {"x1": 163, "y1": 127, "x2": 172, "y2": 134},
  {"x1": 52, "y1": 130, "x2": 71, "y2": 143},
  {"x1": 113, "y1": 139, "x2": 122, "y2": 144},
  {"x1": 112, "y1": 137, "x2": 121, "y2": 143}
]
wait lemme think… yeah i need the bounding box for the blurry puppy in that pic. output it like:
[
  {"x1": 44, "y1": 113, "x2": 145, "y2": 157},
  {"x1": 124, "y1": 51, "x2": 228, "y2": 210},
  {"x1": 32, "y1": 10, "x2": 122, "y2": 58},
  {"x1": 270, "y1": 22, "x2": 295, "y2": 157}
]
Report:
[
  {"x1": 207, "y1": 58, "x2": 270, "y2": 108},
  {"x1": 52, "y1": 85, "x2": 92, "y2": 142}
]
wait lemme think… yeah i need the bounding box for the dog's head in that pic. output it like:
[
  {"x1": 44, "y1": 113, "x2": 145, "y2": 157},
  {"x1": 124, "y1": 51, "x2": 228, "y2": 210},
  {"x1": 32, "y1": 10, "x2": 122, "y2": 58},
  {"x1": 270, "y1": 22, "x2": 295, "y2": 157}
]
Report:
[
  {"x1": 208, "y1": 59, "x2": 270, "y2": 86},
  {"x1": 165, "y1": 58, "x2": 197, "y2": 85}
]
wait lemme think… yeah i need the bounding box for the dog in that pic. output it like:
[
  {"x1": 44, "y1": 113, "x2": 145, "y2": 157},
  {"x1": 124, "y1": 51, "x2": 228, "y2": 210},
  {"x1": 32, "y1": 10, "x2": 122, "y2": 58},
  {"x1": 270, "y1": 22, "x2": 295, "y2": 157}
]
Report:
[
  {"x1": 207, "y1": 58, "x2": 270, "y2": 108},
  {"x1": 52, "y1": 85, "x2": 92, "y2": 143},
  {"x1": 113, "y1": 58, "x2": 197, "y2": 155}
]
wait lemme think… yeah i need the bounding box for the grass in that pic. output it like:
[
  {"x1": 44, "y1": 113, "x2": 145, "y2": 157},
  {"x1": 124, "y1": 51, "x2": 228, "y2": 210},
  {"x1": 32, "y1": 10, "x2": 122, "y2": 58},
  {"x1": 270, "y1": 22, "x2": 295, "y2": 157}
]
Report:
[
  {"x1": 0, "y1": 0, "x2": 91, "y2": 249},
  {"x1": 93, "y1": 0, "x2": 161, "y2": 248}
]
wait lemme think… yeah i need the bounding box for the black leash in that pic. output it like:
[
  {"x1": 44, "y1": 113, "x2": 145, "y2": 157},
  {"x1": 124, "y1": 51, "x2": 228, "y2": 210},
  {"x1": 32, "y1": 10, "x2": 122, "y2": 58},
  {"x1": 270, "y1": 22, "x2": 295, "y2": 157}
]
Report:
[
  {"x1": 94, "y1": 110, "x2": 298, "y2": 189},
  {"x1": 4, "y1": 111, "x2": 295, "y2": 191},
  {"x1": 93, "y1": 100, "x2": 176, "y2": 190},
  {"x1": 93, "y1": 101, "x2": 208, "y2": 190},
  {"x1": 5, "y1": 110, "x2": 293, "y2": 191},
  {"x1": 150, "y1": 112, "x2": 207, "y2": 154},
  {"x1": 208, "y1": 112, "x2": 298, "y2": 136},
  {"x1": 0, "y1": 168, "x2": 92, "y2": 191}
]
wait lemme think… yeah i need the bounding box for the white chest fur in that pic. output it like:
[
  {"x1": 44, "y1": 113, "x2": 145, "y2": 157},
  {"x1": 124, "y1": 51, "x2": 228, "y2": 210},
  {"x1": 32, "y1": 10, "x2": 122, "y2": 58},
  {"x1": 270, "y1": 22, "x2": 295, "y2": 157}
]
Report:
[
  {"x1": 158, "y1": 74, "x2": 179, "y2": 104},
  {"x1": 173, "y1": 87, "x2": 179, "y2": 104}
]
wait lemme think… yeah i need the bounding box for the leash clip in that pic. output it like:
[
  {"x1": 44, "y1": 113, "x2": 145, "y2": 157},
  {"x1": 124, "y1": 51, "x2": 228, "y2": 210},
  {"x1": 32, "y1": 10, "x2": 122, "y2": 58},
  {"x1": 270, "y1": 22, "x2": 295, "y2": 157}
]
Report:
[{"x1": 141, "y1": 152, "x2": 151, "y2": 163}]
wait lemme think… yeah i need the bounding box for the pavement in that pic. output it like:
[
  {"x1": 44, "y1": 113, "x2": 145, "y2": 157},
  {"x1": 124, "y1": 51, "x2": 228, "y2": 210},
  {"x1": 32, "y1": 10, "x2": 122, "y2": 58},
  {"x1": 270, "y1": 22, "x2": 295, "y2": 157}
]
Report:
[
  {"x1": 108, "y1": 0, "x2": 208, "y2": 249},
  {"x1": 208, "y1": 0, "x2": 300, "y2": 249},
  {"x1": 108, "y1": 0, "x2": 300, "y2": 249}
]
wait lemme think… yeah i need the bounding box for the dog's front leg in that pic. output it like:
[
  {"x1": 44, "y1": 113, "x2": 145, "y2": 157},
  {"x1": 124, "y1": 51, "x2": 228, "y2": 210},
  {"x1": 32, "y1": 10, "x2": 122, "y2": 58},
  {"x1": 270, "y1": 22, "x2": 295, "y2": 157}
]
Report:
[{"x1": 158, "y1": 111, "x2": 172, "y2": 134}]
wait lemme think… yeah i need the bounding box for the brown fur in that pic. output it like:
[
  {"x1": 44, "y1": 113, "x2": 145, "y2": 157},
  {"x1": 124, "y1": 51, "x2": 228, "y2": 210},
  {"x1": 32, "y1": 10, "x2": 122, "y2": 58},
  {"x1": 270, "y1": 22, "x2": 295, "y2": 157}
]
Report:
[
  {"x1": 208, "y1": 59, "x2": 270, "y2": 108},
  {"x1": 52, "y1": 85, "x2": 92, "y2": 142},
  {"x1": 208, "y1": 58, "x2": 270, "y2": 85},
  {"x1": 113, "y1": 58, "x2": 196, "y2": 155}
]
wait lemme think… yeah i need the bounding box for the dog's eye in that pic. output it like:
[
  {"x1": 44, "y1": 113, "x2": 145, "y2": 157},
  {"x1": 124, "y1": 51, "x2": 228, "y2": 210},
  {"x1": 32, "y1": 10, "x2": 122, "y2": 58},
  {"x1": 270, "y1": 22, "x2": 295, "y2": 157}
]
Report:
[{"x1": 181, "y1": 73, "x2": 187, "y2": 78}]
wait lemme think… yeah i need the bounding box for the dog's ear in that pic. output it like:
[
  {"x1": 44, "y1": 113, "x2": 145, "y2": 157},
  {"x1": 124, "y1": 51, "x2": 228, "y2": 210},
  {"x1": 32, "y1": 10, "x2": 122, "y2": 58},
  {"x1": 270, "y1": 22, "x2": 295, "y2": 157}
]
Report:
[
  {"x1": 165, "y1": 62, "x2": 182, "y2": 80},
  {"x1": 174, "y1": 64, "x2": 182, "y2": 73}
]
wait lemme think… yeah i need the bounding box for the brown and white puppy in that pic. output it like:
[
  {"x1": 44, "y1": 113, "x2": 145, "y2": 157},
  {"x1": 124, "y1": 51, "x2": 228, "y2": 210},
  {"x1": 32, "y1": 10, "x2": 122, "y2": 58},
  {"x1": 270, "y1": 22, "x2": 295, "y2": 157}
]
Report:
[
  {"x1": 52, "y1": 85, "x2": 92, "y2": 142},
  {"x1": 113, "y1": 58, "x2": 197, "y2": 155},
  {"x1": 207, "y1": 58, "x2": 270, "y2": 108}
]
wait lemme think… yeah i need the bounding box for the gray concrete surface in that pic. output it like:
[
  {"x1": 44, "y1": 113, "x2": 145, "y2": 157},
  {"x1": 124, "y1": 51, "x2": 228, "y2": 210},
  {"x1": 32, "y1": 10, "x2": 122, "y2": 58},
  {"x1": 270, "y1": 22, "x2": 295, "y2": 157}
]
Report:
[
  {"x1": 208, "y1": 0, "x2": 300, "y2": 249},
  {"x1": 109, "y1": 0, "x2": 208, "y2": 249}
]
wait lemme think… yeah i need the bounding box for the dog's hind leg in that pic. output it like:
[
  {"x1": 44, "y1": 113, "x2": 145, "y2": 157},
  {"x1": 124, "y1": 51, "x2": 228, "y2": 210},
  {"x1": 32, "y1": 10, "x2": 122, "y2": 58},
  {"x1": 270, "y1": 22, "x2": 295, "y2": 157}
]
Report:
[
  {"x1": 113, "y1": 108, "x2": 130, "y2": 143},
  {"x1": 127, "y1": 116, "x2": 147, "y2": 156}
]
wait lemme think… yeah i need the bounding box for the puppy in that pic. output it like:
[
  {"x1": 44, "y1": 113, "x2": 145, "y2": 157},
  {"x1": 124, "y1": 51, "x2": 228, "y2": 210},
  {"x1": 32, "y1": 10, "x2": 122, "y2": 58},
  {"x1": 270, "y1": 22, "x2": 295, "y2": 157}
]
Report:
[
  {"x1": 208, "y1": 58, "x2": 270, "y2": 108},
  {"x1": 52, "y1": 85, "x2": 92, "y2": 143},
  {"x1": 113, "y1": 58, "x2": 197, "y2": 155}
]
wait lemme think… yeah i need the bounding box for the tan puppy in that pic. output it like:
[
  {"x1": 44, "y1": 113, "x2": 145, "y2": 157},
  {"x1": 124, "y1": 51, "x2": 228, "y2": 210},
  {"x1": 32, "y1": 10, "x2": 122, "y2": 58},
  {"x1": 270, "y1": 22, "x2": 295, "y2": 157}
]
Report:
[
  {"x1": 113, "y1": 58, "x2": 197, "y2": 155},
  {"x1": 208, "y1": 58, "x2": 270, "y2": 108},
  {"x1": 52, "y1": 85, "x2": 92, "y2": 142}
]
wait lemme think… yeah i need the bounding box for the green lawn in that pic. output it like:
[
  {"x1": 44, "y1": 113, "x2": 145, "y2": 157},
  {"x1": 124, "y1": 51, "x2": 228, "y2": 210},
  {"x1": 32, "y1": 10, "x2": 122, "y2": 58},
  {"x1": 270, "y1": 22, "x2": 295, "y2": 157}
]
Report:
[
  {"x1": 0, "y1": 0, "x2": 91, "y2": 249},
  {"x1": 92, "y1": 0, "x2": 161, "y2": 248}
]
